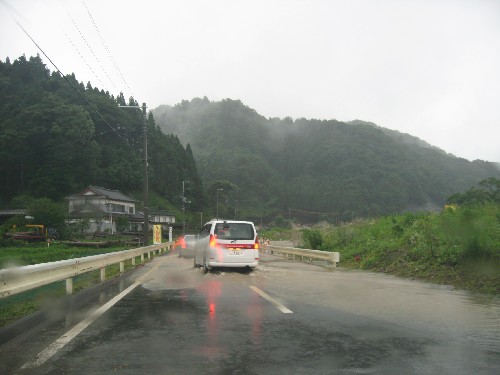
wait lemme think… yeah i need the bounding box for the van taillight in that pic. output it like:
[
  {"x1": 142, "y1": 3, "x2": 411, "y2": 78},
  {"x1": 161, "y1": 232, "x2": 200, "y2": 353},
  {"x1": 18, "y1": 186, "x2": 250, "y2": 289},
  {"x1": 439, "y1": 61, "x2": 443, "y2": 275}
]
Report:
[
  {"x1": 209, "y1": 234, "x2": 217, "y2": 248},
  {"x1": 254, "y1": 236, "x2": 259, "y2": 250}
]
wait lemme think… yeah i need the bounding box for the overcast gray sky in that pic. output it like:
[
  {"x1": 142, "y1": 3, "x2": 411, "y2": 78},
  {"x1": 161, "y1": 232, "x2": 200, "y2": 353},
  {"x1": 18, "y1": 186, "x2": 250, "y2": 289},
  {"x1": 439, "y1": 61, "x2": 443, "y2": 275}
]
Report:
[{"x1": 1, "y1": 0, "x2": 499, "y2": 162}]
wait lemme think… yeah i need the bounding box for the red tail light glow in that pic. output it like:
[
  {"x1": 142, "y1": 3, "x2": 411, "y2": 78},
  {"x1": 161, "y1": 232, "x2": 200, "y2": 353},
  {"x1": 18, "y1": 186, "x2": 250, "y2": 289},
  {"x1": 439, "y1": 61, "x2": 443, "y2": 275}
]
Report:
[
  {"x1": 254, "y1": 236, "x2": 259, "y2": 250},
  {"x1": 176, "y1": 237, "x2": 186, "y2": 248},
  {"x1": 209, "y1": 234, "x2": 217, "y2": 248},
  {"x1": 209, "y1": 303, "x2": 216, "y2": 313}
]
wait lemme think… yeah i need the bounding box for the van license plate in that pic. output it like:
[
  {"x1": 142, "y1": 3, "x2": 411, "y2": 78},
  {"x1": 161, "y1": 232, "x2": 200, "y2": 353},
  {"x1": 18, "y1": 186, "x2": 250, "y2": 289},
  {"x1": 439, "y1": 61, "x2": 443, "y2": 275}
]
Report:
[{"x1": 230, "y1": 249, "x2": 242, "y2": 255}]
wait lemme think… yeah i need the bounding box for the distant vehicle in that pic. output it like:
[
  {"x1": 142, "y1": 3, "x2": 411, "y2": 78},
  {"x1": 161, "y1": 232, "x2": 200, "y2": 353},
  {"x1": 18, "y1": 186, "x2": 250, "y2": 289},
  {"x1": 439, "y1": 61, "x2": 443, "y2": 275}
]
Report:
[
  {"x1": 176, "y1": 234, "x2": 197, "y2": 258},
  {"x1": 194, "y1": 220, "x2": 259, "y2": 272}
]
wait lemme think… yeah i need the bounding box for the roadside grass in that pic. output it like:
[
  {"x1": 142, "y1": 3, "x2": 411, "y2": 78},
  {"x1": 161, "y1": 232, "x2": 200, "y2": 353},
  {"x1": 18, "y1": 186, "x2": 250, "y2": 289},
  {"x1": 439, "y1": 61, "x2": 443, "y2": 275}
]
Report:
[
  {"x1": 280, "y1": 204, "x2": 500, "y2": 295},
  {"x1": 0, "y1": 241, "x2": 136, "y2": 269},
  {"x1": 0, "y1": 241, "x2": 164, "y2": 328}
]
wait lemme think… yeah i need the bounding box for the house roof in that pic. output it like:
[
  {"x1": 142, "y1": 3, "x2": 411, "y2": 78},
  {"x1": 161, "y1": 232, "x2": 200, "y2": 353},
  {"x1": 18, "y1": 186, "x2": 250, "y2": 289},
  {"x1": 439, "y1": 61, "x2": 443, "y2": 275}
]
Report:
[
  {"x1": 67, "y1": 186, "x2": 137, "y2": 203},
  {"x1": 128, "y1": 212, "x2": 145, "y2": 222}
]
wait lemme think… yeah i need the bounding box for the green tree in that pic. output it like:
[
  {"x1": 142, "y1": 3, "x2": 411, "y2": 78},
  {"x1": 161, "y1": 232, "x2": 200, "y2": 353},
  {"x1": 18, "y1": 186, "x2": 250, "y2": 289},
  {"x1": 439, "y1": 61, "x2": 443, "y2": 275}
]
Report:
[
  {"x1": 447, "y1": 178, "x2": 500, "y2": 206},
  {"x1": 303, "y1": 229, "x2": 323, "y2": 250},
  {"x1": 153, "y1": 98, "x2": 500, "y2": 223},
  {"x1": 27, "y1": 198, "x2": 66, "y2": 228},
  {"x1": 114, "y1": 216, "x2": 130, "y2": 233},
  {"x1": 1, "y1": 55, "x2": 204, "y2": 217}
]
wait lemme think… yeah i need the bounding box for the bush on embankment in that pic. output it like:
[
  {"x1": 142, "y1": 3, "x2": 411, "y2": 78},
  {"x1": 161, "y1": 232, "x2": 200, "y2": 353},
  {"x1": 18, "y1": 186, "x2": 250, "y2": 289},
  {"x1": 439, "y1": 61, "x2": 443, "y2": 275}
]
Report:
[{"x1": 304, "y1": 204, "x2": 500, "y2": 294}]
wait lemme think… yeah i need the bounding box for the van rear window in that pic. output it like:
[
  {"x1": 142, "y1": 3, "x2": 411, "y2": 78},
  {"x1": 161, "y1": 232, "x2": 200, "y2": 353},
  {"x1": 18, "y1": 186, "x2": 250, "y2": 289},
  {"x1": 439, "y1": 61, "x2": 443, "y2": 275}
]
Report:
[{"x1": 214, "y1": 223, "x2": 254, "y2": 240}]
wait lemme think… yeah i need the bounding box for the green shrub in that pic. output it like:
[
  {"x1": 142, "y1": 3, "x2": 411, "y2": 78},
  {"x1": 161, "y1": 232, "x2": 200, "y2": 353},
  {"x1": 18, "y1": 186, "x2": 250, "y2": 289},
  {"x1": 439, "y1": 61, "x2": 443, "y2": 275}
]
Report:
[
  {"x1": 114, "y1": 216, "x2": 130, "y2": 233},
  {"x1": 302, "y1": 229, "x2": 323, "y2": 250}
]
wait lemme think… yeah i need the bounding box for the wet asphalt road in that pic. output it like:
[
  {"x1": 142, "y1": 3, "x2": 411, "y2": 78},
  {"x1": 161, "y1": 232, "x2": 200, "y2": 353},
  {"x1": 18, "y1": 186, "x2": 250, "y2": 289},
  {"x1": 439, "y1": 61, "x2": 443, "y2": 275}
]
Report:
[{"x1": 1, "y1": 249, "x2": 499, "y2": 374}]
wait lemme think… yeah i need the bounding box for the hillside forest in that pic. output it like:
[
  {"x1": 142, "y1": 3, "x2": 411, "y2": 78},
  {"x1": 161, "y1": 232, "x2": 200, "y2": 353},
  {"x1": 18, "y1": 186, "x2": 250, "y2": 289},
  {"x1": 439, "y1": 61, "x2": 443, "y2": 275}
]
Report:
[
  {"x1": 0, "y1": 55, "x2": 203, "y2": 217},
  {"x1": 153, "y1": 98, "x2": 500, "y2": 222},
  {"x1": 1, "y1": 55, "x2": 500, "y2": 228}
]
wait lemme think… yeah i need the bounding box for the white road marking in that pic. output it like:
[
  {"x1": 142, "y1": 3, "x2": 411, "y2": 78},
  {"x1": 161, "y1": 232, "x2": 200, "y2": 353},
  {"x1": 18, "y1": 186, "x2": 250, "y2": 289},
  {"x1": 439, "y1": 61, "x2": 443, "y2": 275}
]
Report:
[
  {"x1": 22, "y1": 259, "x2": 163, "y2": 369},
  {"x1": 249, "y1": 285, "x2": 293, "y2": 314},
  {"x1": 22, "y1": 282, "x2": 139, "y2": 369}
]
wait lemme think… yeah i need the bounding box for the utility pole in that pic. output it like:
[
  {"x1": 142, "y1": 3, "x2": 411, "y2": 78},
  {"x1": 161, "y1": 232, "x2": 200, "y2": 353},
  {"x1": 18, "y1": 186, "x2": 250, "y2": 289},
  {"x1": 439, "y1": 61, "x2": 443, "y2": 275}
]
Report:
[
  {"x1": 181, "y1": 180, "x2": 191, "y2": 235},
  {"x1": 119, "y1": 102, "x2": 149, "y2": 245},
  {"x1": 141, "y1": 103, "x2": 149, "y2": 245}
]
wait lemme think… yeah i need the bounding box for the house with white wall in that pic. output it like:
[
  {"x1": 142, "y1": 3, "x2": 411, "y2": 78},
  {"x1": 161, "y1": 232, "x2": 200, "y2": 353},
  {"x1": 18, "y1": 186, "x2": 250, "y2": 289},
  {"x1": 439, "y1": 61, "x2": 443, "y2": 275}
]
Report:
[
  {"x1": 67, "y1": 186, "x2": 176, "y2": 234},
  {"x1": 66, "y1": 186, "x2": 137, "y2": 233}
]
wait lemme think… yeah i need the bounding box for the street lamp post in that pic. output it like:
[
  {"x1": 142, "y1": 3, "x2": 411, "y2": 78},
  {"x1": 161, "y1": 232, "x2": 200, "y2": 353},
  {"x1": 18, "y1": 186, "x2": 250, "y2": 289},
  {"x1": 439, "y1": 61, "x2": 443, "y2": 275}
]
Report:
[{"x1": 216, "y1": 188, "x2": 223, "y2": 220}]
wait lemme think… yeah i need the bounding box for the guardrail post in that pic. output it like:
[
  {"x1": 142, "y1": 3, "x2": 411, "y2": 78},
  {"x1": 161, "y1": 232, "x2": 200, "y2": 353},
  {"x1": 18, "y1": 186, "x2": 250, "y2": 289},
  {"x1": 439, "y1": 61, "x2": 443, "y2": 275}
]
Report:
[
  {"x1": 120, "y1": 261, "x2": 125, "y2": 273},
  {"x1": 66, "y1": 278, "x2": 73, "y2": 295},
  {"x1": 100, "y1": 267, "x2": 106, "y2": 281},
  {"x1": 132, "y1": 257, "x2": 136, "y2": 266},
  {"x1": 141, "y1": 253, "x2": 144, "y2": 262},
  {"x1": 329, "y1": 252, "x2": 339, "y2": 267},
  {"x1": 148, "y1": 252, "x2": 151, "y2": 259}
]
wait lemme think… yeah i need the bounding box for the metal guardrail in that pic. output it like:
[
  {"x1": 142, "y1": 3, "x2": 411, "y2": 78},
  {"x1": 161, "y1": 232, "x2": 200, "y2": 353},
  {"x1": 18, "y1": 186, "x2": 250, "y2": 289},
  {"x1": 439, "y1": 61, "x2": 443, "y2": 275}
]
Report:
[
  {"x1": 269, "y1": 240, "x2": 296, "y2": 247},
  {"x1": 0, "y1": 242, "x2": 174, "y2": 298},
  {"x1": 264, "y1": 245, "x2": 340, "y2": 267}
]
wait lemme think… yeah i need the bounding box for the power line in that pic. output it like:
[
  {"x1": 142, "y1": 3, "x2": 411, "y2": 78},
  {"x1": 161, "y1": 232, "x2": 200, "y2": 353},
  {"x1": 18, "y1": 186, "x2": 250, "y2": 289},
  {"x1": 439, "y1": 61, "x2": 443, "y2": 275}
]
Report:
[
  {"x1": 289, "y1": 208, "x2": 338, "y2": 215},
  {"x1": 40, "y1": 0, "x2": 108, "y2": 91},
  {"x1": 13, "y1": 17, "x2": 129, "y2": 145},
  {"x1": 63, "y1": 29, "x2": 107, "y2": 89},
  {"x1": 81, "y1": 0, "x2": 135, "y2": 100},
  {"x1": 62, "y1": 2, "x2": 118, "y2": 92}
]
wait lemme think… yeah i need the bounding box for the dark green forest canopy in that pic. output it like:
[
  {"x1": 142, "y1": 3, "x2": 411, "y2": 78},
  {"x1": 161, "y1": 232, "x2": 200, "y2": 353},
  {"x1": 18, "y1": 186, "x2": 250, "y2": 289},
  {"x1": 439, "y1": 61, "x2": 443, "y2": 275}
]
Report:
[
  {"x1": 153, "y1": 98, "x2": 500, "y2": 221},
  {"x1": 0, "y1": 55, "x2": 203, "y2": 210},
  {"x1": 1, "y1": 55, "x2": 498, "y2": 222}
]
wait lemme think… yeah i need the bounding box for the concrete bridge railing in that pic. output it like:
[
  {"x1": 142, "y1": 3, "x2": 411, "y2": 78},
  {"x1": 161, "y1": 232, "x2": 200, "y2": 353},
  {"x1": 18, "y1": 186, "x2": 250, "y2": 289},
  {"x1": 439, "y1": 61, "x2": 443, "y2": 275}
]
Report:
[
  {"x1": 263, "y1": 244, "x2": 340, "y2": 267},
  {"x1": 0, "y1": 242, "x2": 174, "y2": 298}
]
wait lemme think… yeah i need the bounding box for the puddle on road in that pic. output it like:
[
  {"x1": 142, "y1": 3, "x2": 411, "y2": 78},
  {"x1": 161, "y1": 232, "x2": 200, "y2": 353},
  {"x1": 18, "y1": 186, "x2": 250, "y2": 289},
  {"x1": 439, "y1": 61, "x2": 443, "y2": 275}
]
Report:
[
  {"x1": 255, "y1": 253, "x2": 500, "y2": 352},
  {"x1": 136, "y1": 252, "x2": 500, "y2": 354}
]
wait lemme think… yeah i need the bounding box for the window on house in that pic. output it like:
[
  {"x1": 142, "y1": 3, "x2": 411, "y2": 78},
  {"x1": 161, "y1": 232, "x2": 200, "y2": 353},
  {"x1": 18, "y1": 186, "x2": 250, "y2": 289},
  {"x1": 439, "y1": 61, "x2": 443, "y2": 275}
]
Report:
[{"x1": 110, "y1": 204, "x2": 125, "y2": 213}]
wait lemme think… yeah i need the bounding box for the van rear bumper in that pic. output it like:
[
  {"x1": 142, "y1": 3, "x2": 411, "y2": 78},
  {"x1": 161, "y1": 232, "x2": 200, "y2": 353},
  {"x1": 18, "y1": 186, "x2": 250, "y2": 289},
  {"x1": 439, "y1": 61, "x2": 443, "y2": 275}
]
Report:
[{"x1": 207, "y1": 261, "x2": 258, "y2": 269}]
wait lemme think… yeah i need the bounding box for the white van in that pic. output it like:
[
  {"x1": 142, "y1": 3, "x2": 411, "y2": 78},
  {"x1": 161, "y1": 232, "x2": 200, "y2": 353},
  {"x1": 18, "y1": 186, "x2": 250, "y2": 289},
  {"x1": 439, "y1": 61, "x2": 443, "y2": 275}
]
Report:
[{"x1": 194, "y1": 220, "x2": 259, "y2": 271}]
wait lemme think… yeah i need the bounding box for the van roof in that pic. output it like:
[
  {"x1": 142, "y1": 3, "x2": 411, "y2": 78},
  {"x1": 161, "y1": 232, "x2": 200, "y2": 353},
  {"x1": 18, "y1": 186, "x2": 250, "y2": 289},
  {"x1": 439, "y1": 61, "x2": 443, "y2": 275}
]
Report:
[{"x1": 205, "y1": 220, "x2": 254, "y2": 225}]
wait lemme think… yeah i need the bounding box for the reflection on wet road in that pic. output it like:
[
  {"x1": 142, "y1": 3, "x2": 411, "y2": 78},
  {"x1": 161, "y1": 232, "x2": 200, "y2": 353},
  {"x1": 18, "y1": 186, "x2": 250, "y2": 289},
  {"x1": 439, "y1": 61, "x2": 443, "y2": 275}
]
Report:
[{"x1": 2, "y1": 250, "x2": 499, "y2": 374}]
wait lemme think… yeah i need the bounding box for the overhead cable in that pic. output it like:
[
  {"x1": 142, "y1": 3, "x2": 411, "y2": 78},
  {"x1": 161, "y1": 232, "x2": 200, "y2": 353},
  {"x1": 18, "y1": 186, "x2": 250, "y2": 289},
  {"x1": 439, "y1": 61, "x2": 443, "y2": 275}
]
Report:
[
  {"x1": 13, "y1": 18, "x2": 129, "y2": 145},
  {"x1": 81, "y1": 0, "x2": 135, "y2": 100},
  {"x1": 63, "y1": 2, "x2": 118, "y2": 92},
  {"x1": 63, "y1": 29, "x2": 107, "y2": 90},
  {"x1": 289, "y1": 208, "x2": 339, "y2": 215}
]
